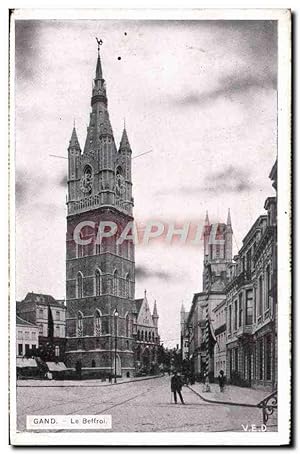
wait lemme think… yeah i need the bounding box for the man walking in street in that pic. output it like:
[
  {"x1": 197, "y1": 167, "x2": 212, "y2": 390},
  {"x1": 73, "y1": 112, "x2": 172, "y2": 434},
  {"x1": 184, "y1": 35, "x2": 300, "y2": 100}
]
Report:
[
  {"x1": 171, "y1": 371, "x2": 185, "y2": 404},
  {"x1": 218, "y1": 369, "x2": 225, "y2": 392}
]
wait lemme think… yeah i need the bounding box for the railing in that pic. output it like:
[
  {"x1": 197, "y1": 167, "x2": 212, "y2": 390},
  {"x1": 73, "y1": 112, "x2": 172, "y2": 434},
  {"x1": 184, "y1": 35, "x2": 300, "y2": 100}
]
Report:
[{"x1": 257, "y1": 390, "x2": 277, "y2": 425}]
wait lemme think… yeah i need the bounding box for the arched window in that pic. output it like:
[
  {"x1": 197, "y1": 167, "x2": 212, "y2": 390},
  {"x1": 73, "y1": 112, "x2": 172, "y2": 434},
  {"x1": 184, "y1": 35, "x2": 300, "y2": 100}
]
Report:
[
  {"x1": 91, "y1": 359, "x2": 96, "y2": 367},
  {"x1": 77, "y1": 312, "x2": 83, "y2": 337},
  {"x1": 113, "y1": 270, "x2": 119, "y2": 296},
  {"x1": 125, "y1": 273, "x2": 130, "y2": 298},
  {"x1": 95, "y1": 269, "x2": 102, "y2": 296},
  {"x1": 137, "y1": 330, "x2": 140, "y2": 340},
  {"x1": 94, "y1": 310, "x2": 101, "y2": 336},
  {"x1": 77, "y1": 272, "x2": 83, "y2": 298},
  {"x1": 141, "y1": 330, "x2": 144, "y2": 341},
  {"x1": 152, "y1": 332, "x2": 155, "y2": 343},
  {"x1": 55, "y1": 345, "x2": 60, "y2": 357},
  {"x1": 125, "y1": 313, "x2": 130, "y2": 338},
  {"x1": 145, "y1": 332, "x2": 148, "y2": 342}
]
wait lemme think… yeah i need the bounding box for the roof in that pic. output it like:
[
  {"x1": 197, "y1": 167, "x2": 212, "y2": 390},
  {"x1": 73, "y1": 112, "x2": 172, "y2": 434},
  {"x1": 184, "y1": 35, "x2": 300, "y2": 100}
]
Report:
[
  {"x1": 16, "y1": 357, "x2": 37, "y2": 368},
  {"x1": 21, "y1": 292, "x2": 65, "y2": 308},
  {"x1": 16, "y1": 315, "x2": 38, "y2": 328},
  {"x1": 213, "y1": 298, "x2": 227, "y2": 312},
  {"x1": 134, "y1": 298, "x2": 144, "y2": 315},
  {"x1": 240, "y1": 215, "x2": 268, "y2": 252},
  {"x1": 46, "y1": 362, "x2": 68, "y2": 372}
]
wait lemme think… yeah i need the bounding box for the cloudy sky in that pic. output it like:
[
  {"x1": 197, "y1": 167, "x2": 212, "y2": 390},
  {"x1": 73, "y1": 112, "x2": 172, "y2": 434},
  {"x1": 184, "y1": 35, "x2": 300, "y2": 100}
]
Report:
[{"x1": 15, "y1": 18, "x2": 277, "y2": 347}]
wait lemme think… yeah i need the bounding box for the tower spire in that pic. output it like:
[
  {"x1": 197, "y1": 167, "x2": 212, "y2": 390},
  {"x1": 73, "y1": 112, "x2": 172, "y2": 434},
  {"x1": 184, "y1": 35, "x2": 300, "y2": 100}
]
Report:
[
  {"x1": 95, "y1": 37, "x2": 103, "y2": 79},
  {"x1": 153, "y1": 300, "x2": 158, "y2": 317},
  {"x1": 205, "y1": 210, "x2": 210, "y2": 226},
  {"x1": 227, "y1": 208, "x2": 231, "y2": 226}
]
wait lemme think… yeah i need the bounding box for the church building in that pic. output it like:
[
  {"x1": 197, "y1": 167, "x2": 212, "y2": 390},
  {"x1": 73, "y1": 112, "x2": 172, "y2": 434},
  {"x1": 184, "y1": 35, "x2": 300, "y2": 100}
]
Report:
[{"x1": 64, "y1": 42, "x2": 136, "y2": 378}]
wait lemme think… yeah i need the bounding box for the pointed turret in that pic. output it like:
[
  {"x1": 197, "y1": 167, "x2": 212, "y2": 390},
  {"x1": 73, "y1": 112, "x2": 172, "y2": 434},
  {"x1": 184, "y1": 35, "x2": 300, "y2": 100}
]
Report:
[
  {"x1": 69, "y1": 126, "x2": 80, "y2": 150},
  {"x1": 180, "y1": 303, "x2": 185, "y2": 313},
  {"x1": 119, "y1": 126, "x2": 131, "y2": 151},
  {"x1": 226, "y1": 208, "x2": 233, "y2": 235},
  {"x1": 153, "y1": 300, "x2": 158, "y2": 317},
  {"x1": 225, "y1": 208, "x2": 233, "y2": 260},
  {"x1": 205, "y1": 210, "x2": 210, "y2": 226},
  {"x1": 203, "y1": 210, "x2": 211, "y2": 259},
  {"x1": 68, "y1": 125, "x2": 81, "y2": 182},
  {"x1": 152, "y1": 300, "x2": 159, "y2": 328}
]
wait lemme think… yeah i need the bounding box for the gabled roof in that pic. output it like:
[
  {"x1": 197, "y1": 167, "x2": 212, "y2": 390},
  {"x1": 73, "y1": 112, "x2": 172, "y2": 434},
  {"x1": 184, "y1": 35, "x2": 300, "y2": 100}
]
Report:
[{"x1": 134, "y1": 298, "x2": 144, "y2": 315}]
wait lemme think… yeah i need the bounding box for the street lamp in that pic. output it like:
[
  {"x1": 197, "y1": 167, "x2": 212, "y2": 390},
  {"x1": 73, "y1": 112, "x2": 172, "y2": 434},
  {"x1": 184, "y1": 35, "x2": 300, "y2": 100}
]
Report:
[{"x1": 114, "y1": 309, "x2": 119, "y2": 383}]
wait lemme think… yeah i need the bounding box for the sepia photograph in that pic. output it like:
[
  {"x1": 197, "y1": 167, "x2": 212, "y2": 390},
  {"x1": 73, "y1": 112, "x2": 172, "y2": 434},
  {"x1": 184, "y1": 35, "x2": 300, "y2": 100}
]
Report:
[{"x1": 9, "y1": 8, "x2": 291, "y2": 446}]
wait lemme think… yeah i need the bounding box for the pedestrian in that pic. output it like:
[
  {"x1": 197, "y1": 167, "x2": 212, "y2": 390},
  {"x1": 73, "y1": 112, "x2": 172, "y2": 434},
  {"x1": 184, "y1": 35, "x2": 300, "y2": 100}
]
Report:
[
  {"x1": 218, "y1": 369, "x2": 225, "y2": 392},
  {"x1": 171, "y1": 371, "x2": 185, "y2": 404}
]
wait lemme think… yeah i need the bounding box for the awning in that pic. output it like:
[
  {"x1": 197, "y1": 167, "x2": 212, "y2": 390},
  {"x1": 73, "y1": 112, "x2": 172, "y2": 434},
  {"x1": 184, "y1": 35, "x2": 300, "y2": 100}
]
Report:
[
  {"x1": 46, "y1": 362, "x2": 68, "y2": 372},
  {"x1": 16, "y1": 358, "x2": 38, "y2": 368}
]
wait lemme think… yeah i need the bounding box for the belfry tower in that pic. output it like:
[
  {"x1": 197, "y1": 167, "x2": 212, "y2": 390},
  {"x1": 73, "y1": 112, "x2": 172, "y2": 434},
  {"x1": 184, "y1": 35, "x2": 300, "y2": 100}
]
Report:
[
  {"x1": 202, "y1": 210, "x2": 233, "y2": 292},
  {"x1": 65, "y1": 41, "x2": 135, "y2": 377}
]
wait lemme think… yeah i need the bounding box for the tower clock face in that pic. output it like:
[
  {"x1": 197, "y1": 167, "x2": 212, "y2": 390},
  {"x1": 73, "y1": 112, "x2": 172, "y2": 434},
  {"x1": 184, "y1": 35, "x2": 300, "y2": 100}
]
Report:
[
  {"x1": 80, "y1": 166, "x2": 93, "y2": 194},
  {"x1": 116, "y1": 170, "x2": 125, "y2": 195}
]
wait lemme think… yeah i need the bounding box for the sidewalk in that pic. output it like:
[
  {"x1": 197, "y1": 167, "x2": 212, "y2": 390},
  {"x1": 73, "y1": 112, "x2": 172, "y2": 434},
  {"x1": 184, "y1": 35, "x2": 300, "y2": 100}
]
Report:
[
  {"x1": 188, "y1": 382, "x2": 270, "y2": 406},
  {"x1": 17, "y1": 374, "x2": 164, "y2": 388}
]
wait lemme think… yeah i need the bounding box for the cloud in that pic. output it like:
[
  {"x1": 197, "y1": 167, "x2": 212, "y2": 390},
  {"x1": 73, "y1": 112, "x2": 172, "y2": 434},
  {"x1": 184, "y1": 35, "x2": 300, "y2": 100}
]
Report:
[
  {"x1": 203, "y1": 165, "x2": 253, "y2": 194},
  {"x1": 59, "y1": 174, "x2": 67, "y2": 187},
  {"x1": 15, "y1": 171, "x2": 28, "y2": 207},
  {"x1": 135, "y1": 265, "x2": 172, "y2": 281},
  {"x1": 157, "y1": 165, "x2": 253, "y2": 198},
  {"x1": 172, "y1": 72, "x2": 276, "y2": 108},
  {"x1": 15, "y1": 20, "x2": 43, "y2": 82}
]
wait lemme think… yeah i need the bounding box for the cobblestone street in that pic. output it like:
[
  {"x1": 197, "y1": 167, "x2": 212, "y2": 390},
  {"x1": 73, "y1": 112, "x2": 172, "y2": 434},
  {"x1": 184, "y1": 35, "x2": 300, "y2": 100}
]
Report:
[{"x1": 16, "y1": 376, "x2": 276, "y2": 433}]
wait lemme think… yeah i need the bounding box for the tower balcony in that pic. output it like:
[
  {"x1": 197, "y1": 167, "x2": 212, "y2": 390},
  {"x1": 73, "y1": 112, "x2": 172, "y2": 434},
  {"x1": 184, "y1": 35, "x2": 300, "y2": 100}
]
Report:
[{"x1": 67, "y1": 193, "x2": 132, "y2": 216}]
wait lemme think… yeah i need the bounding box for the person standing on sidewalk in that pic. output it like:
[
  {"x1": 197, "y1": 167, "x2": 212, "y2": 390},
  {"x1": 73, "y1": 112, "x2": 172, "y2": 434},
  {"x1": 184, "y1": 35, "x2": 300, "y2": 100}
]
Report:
[
  {"x1": 171, "y1": 371, "x2": 185, "y2": 404},
  {"x1": 218, "y1": 370, "x2": 225, "y2": 392}
]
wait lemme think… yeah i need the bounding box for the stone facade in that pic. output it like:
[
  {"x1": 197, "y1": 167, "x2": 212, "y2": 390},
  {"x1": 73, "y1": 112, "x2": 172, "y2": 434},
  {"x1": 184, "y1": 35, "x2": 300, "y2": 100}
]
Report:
[
  {"x1": 133, "y1": 291, "x2": 160, "y2": 373},
  {"x1": 213, "y1": 299, "x2": 227, "y2": 378},
  {"x1": 225, "y1": 160, "x2": 277, "y2": 390},
  {"x1": 182, "y1": 211, "x2": 233, "y2": 378},
  {"x1": 16, "y1": 315, "x2": 39, "y2": 357},
  {"x1": 16, "y1": 293, "x2": 66, "y2": 359},
  {"x1": 65, "y1": 47, "x2": 136, "y2": 377}
]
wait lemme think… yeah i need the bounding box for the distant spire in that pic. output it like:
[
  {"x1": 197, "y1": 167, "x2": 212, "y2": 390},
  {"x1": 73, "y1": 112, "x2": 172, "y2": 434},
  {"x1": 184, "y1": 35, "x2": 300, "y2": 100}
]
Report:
[
  {"x1": 227, "y1": 208, "x2": 232, "y2": 226},
  {"x1": 226, "y1": 208, "x2": 233, "y2": 233},
  {"x1": 205, "y1": 210, "x2": 210, "y2": 226},
  {"x1": 153, "y1": 300, "x2": 158, "y2": 318},
  {"x1": 180, "y1": 303, "x2": 185, "y2": 313},
  {"x1": 144, "y1": 289, "x2": 147, "y2": 298}
]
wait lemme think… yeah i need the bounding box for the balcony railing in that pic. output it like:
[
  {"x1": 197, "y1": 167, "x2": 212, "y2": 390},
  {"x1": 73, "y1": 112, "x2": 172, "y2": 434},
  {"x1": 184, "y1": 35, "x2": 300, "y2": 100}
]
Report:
[{"x1": 236, "y1": 324, "x2": 253, "y2": 338}]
